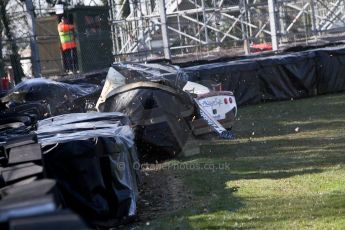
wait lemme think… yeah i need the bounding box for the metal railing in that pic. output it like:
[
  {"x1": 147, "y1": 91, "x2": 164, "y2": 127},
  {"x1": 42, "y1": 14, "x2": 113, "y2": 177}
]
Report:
[{"x1": 108, "y1": 0, "x2": 345, "y2": 61}]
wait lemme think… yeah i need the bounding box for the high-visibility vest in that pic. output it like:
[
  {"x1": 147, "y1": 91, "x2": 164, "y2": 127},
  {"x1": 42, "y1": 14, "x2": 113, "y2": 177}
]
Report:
[{"x1": 58, "y1": 22, "x2": 77, "y2": 51}]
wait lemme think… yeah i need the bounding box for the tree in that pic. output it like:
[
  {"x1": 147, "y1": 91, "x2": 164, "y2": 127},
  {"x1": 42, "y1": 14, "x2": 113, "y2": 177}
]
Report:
[{"x1": 0, "y1": 0, "x2": 24, "y2": 83}]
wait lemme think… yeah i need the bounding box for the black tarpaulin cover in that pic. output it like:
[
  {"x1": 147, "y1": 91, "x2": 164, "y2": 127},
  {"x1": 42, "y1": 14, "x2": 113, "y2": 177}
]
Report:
[
  {"x1": 36, "y1": 113, "x2": 139, "y2": 225},
  {"x1": 256, "y1": 52, "x2": 317, "y2": 101},
  {"x1": 315, "y1": 47, "x2": 345, "y2": 94},
  {"x1": 109, "y1": 62, "x2": 188, "y2": 88},
  {"x1": 184, "y1": 60, "x2": 261, "y2": 106},
  {"x1": 183, "y1": 45, "x2": 345, "y2": 105},
  {"x1": 97, "y1": 64, "x2": 195, "y2": 160},
  {"x1": 1, "y1": 78, "x2": 101, "y2": 116},
  {"x1": 0, "y1": 113, "x2": 36, "y2": 142}
]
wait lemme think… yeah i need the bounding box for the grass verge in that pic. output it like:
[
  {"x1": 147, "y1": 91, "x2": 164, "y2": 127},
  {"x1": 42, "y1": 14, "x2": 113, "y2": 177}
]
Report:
[{"x1": 137, "y1": 93, "x2": 345, "y2": 230}]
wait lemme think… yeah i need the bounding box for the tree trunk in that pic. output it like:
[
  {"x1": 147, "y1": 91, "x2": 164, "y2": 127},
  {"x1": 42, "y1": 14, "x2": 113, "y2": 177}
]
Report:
[
  {"x1": 0, "y1": 21, "x2": 5, "y2": 78},
  {"x1": 0, "y1": 0, "x2": 24, "y2": 83}
]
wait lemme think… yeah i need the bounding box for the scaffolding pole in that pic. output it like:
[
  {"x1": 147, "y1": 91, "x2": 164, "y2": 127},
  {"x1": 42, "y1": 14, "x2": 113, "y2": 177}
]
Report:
[
  {"x1": 268, "y1": 0, "x2": 278, "y2": 50},
  {"x1": 159, "y1": 0, "x2": 171, "y2": 60}
]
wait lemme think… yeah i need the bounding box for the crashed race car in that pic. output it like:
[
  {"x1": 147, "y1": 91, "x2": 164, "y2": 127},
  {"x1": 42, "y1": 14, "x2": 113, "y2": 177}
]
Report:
[{"x1": 97, "y1": 63, "x2": 237, "y2": 160}]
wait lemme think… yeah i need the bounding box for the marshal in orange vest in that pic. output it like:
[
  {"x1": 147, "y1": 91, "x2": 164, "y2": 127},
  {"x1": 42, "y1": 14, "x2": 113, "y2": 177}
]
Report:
[{"x1": 58, "y1": 20, "x2": 77, "y2": 51}]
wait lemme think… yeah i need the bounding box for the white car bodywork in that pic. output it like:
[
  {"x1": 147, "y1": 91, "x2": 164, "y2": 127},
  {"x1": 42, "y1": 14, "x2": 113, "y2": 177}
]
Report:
[{"x1": 183, "y1": 81, "x2": 237, "y2": 121}]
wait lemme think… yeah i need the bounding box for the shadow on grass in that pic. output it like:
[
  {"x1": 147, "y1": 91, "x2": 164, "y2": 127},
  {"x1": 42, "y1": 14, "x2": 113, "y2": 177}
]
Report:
[
  {"x1": 187, "y1": 193, "x2": 345, "y2": 229},
  {"x1": 228, "y1": 168, "x2": 322, "y2": 180},
  {"x1": 177, "y1": 135, "x2": 345, "y2": 228},
  {"x1": 199, "y1": 137, "x2": 345, "y2": 172},
  {"x1": 142, "y1": 94, "x2": 345, "y2": 229},
  {"x1": 173, "y1": 94, "x2": 345, "y2": 229},
  {"x1": 234, "y1": 93, "x2": 345, "y2": 139}
]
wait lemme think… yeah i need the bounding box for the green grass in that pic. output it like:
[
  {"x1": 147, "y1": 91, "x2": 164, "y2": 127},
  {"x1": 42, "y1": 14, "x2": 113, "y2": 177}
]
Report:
[{"x1": 138, "y1": 93, "x2": 345, "y2": 230}]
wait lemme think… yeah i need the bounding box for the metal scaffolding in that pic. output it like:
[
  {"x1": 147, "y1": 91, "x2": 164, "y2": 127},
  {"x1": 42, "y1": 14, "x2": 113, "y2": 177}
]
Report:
[{"x1": 107, "y1": 0, "x2": 345, "y2": 61}]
